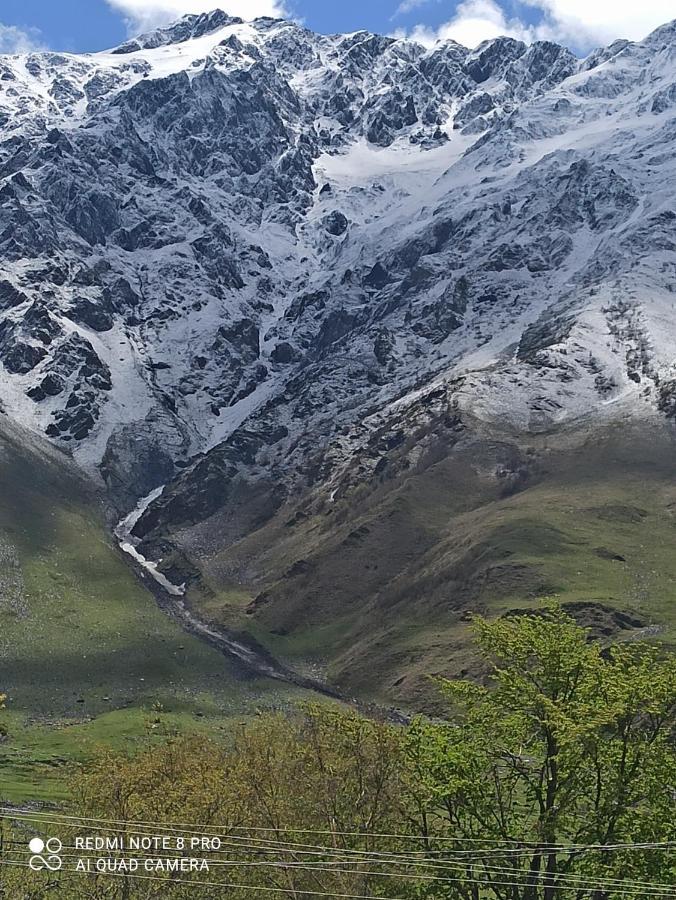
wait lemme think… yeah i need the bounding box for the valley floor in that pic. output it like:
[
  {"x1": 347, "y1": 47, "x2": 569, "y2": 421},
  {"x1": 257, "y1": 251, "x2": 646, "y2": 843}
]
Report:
[{"x1": 0, "y1": 419, "x2": 309, "y2": 803}]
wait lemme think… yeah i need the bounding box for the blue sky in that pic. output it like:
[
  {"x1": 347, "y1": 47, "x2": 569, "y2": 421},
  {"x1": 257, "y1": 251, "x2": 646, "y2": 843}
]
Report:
[
  {"x1": 1, "y1": 0, "x2": 127, "y2": 52},
  {"x1": 0, "y1": 0, "x2": 673, "y2": 55},
  {"x1": 1, "y1": 0, "x2": 491, "y2": 52}
]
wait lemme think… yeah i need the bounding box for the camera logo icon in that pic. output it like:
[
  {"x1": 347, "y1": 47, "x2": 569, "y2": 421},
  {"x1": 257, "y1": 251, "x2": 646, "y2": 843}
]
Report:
[{"x1": 29, "y1": 838, "x2": 63, "y2": 872}]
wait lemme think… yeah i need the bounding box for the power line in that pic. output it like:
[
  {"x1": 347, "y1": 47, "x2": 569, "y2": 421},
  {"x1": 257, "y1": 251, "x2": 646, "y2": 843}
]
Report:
[
  {"x1": 3, "y1": 808, "x2": 672, "y2": 855},
  {"x1": 2, "y1": 855, "x2": 676, "y2": 899},
  {"x1": 1, "y1": 858, "x2": 410, "y2": 900},
  {"x1": 5, "y1": 810, "x2": 674, "y2": 882},
  {"x1": 4, "y1": 809, "x2": 673, "y2": 888},
  {"x1": 3, "y1": 843, "x2": 675, "y2": 896},
  {"x1": 4, "y1": 809, "x2": 673, "y2": 899}
]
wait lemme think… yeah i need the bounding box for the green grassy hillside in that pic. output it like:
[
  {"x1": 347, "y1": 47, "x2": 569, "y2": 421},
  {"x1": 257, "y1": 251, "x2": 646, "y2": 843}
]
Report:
[
  {"x1": 181, "y1": 420, "x2": 676, "y2": 711},
  {"x1": 4, "y1": 409, "x2": 673, "y2": 803},
  {"x1": 0, "y1": 419, "x2": 299, "y2": 802}
]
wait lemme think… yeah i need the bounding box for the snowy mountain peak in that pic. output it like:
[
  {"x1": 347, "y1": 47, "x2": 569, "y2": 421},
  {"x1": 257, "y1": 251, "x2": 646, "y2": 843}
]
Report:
[
  {"x1": 644, "y1": 17, "x2": 676, "y2": 43},
  {"x1": 111, "y1": 10, "x2": 245, "y2": 55},
  {"x1": 1, "y1": 14, "x2": 676, "y2": 519}
]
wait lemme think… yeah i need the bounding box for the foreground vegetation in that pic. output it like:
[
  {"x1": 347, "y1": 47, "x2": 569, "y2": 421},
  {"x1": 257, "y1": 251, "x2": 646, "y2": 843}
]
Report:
[{"x1": 2, "y1": 610, "x2": 674, "y2": 899}]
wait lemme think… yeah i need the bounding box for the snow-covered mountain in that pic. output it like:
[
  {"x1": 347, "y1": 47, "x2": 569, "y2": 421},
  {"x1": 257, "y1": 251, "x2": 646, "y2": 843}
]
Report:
[{"x1": 1, "y1": 10, "x2": 676, "y2": 554}]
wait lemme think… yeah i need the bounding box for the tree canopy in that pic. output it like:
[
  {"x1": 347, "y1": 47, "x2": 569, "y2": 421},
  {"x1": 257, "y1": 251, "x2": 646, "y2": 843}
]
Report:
[{"x1": 1, "y1": 611, "x2": 674, "y2": 899}]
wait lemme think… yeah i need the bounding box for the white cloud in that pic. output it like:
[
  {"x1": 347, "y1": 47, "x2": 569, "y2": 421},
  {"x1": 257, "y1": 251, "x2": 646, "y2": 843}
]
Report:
[
  {"x1": 522, "y1": 0, "x2": 676, "y2": 45},
  {"x1": 396, "y1": 0, "x2": 675, "y2": 50},
  {"x1": 106, "y1": 1, "x2": 286, "y2": 33},
  {"x1": 398, "y1": 0, "x2": 538, "y2": 48},
  {"x1": 0, "y1": 23, "x2": 41, "y2": 54},
  {"x1": 394, "y1": 0, "x2": 434, "y2": 17}
]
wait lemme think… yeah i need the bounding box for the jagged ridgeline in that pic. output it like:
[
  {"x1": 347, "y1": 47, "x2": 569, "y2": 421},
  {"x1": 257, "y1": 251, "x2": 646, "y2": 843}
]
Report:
[{"x1": 1, "y1": 11, "x2": 676, "y2": 707}]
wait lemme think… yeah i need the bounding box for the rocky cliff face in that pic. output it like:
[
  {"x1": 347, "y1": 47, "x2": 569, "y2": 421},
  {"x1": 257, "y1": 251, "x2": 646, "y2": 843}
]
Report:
[{"x1": 1, "y1": 10, "x2": 676, "y2": 554}]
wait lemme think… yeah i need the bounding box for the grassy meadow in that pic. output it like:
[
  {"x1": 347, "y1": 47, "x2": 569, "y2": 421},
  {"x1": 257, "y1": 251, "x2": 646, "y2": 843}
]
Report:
[{"x1": 0, "y1": 422, "x2": 301, "y2": 803}]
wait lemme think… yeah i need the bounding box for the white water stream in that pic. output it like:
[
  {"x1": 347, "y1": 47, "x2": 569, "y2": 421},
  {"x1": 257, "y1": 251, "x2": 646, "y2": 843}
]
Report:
[
  {"x1": 114, "y1": 486, "x2": 186, "y2": 597},
  {"x1": 114, "y1": 488, "x2": 294, "y2": 681}
]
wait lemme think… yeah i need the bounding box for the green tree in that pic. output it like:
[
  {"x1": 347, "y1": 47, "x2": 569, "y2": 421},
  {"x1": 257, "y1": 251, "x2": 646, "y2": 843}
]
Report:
[
  {"x1": 63, "y1": 706, "x2": 409, "y2": 899},
  {"x1": 407, "y1": 609, "x2": 676, "y2": 899},
  {"x1": 3, "y1": 615, "x2": 674, "y2": 900}
]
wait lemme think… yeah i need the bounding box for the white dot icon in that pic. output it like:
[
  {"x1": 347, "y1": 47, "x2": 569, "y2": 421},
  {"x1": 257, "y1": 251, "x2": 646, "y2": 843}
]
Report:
[{"x1": 29, "y1": 838, "x2": 44, "y2": 854}]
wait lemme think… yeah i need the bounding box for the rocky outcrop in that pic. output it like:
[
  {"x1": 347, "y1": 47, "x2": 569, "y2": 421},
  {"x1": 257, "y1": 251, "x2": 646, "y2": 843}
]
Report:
[{"x1": 0, "y1": 10, "x2": 674, "y2": 518}]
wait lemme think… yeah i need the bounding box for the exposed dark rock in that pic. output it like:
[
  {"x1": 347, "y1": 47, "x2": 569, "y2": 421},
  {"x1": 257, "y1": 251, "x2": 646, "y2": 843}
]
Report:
[
  {"x1": 285, "y1": 290, "x2": 329, "y2": 322},
  {"x1": 658, "y1": 380, "x2": 676, "y2": 418},
  {"x1": 113, "y1": 11, "x2": 243, "y2": 55},
  {"x1": 230, "y1": 365, "x2": 269, "y2": 404},
  {"x1": 486, "y1": 242, "x2": 529, "y2": 271},
  {"x1": 102, "y1": 278, "x2": 140, "y2": 311},
  {"x1": 27, "y1": 372, "x2": 65, "y2": 402},
  {"x1": 363, "y1": 262, "x2": 391, "y2": 289},
  {"x1": 465, "y1": 37, "x2": 526, "y2": 84},
  {"x1": 518, "y1": 313, "x2": 575, "y2": 364},
  {"x1": 323, "y1": 210, "x2": 349, "y2": 236},
  {"x1": 0, "y1": 280, "x2": 27, "y2": 311},
  {"x1": 587, "y1": 505, "x2": 648, "y2": 524},
  {"x1": 101, "y1": 424, "x2": 178, "y2": 504},
  {"x1": 23, "y1": 302, "x2": 62, "y2": 345},
  {"x1": 217, "y1": 319, "x2": 260, "y2": 360},
  {"x1": 412, "y1": 278, "x2": 469, "y2": 343},
  {"x1": 68, "y1": 297, "x2": 114, "y2": 332},
  {"x1": 63, "y1": 189, "x2": 120, "y2": 246},
  {"x1": 1, "y1": 341, "x2": 48, "y2": 375},
  {"x1": 454, "y1": 92, "x2": 495, "y2": 129},
  {"x1": 373, "y1": 329, "x2": 395, "y2": 365},
  {"x1": 50, "y1": 334, "x2": 113, "y2": 393},
  {"x1": 365, "y1": 89, "x2": 418, "y2": 146},
  {"x1": 594, "y1": 547, "x2": 626, "y2": 562},
  {"x1": 522, "y1": 41, "x2": 576, "y2": 87},
  {"x1": 316, "y1": 310, "x2": 359, "y2": 350},
  {"x1": 271, "y1": 342, "x2": 301, "y2": 364}
]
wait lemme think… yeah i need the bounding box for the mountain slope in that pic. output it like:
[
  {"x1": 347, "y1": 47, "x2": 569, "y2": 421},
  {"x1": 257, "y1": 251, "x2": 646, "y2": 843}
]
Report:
[
  {"x1": 0, "y1": 419, "x2": 304, "y2": 800},
  {"x1": 1, "y1": 11, "x2": 676, "y2": 706}
]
